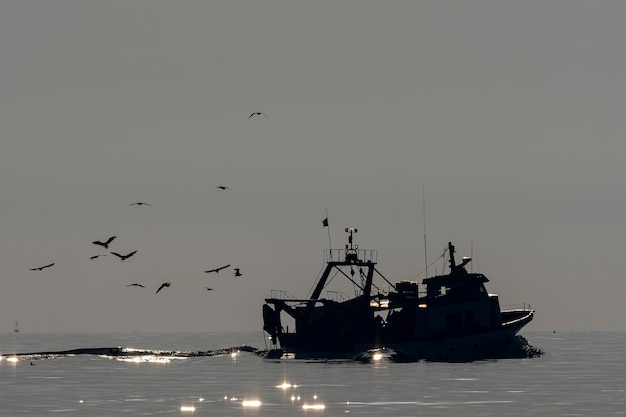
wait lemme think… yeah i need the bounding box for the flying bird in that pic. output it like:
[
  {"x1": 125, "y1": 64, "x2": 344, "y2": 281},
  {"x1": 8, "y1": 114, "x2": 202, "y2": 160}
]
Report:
[
  {"x1": 248, "y1": 112, "x2": 268, "y2": 119},
  {"x1": 89, "y1": 254, "x2": 106, "y2": 260},
  {"x1": 233, "y1": 268, "x2": 242, "y2": 277},
  {"x1": 204, "y1": 287, "x2": 215, "y2": 291},
  {"x1": 126, "y1": 283, "x2": 145, "y2": 288},
  {"x1": 155, "y1": 282, "x2": 171, "y2": 294},
  {"x1": 93, "y1": 236, "x2": 116, "y2": 249},
  {"x1": 110, "y1": 250, "x2": 138, "y2": 261},
  {"x1": 204, "y1": 264, "x2": 231, "y2": 274},
  {"x1": 30, "y1": 263, "x2": 55, "y2": 271},
  {"x1": 129, "y1": 202, "x2": 154, "y2": 207},
  {"x1": 216, "y1": 186, "x2": 230, "y2": 190}
]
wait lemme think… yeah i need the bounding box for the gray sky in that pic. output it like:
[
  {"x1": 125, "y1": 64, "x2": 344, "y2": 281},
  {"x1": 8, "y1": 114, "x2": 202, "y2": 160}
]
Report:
[{"x1": 2, "y1": 1, "x2": 625, "y2": 333}]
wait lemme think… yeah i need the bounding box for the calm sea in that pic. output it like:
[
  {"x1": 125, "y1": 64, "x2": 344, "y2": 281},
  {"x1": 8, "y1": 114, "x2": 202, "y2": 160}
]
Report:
[{"x1": 1, "y1": 331, "x2": 624, "y2": 416}]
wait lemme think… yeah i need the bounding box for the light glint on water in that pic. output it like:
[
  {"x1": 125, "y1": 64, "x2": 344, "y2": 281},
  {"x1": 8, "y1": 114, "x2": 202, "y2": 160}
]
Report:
[
  {"x1": 302, "y1": 403, "x2": 325, "y2": 410},
  {"x1": 276, "y1": 382, "x2": 299, "y2": 389}
]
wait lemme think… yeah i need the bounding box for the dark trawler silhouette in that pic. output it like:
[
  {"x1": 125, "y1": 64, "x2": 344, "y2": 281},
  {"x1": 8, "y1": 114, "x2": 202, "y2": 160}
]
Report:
[{"x1": 263, "y1": 227, "x2": 535, "y2": 362}]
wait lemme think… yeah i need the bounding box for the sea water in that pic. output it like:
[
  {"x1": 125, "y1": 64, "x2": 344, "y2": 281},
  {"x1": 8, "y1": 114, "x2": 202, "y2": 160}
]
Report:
[{"x1": 1, "y1": 331, "x2": 624, "y2": 416}]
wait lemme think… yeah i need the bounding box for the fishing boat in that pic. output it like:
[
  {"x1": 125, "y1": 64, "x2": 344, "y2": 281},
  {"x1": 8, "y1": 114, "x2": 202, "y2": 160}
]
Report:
[{"x1": 263, "y1": 228, "x2": 534, "y2": 361}]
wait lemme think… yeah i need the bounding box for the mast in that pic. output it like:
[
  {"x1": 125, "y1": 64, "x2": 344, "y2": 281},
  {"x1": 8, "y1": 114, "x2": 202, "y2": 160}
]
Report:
[
  {"x1": 423, "y1": 184, "x2": 428, "y2": 279},
  {"x1": 325, "y1": 208, "x2": 332, "y2": 259}
]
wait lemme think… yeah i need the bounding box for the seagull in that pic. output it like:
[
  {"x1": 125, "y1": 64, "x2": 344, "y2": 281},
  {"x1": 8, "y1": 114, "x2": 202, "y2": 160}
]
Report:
[
  {"x1": 204, "y1": 287, "x2": 215, "y2": 291},
  {"x1": 93, "y1": 236, "x2": 116, "y2": 249},
  {"x1": 30, "y1": 262, "x2": 55, "y2": 271},
  {"x1": 233, "y1": 268, "x2": 242, "y2": 277},
  {"x1": 126, "y1": 283, "x2": 145, "y2": 288},
  {"x1": 89, "y1": 254, "x2": 106, "y2": 260},
  {"x1": 248, "y1": 112, "x2": 268, "y2": 119},
  {"x1": 129, "y1": 202, "x2": 154, "y2": 207},
  {"x1": 110, "y1": 250, "x2": 138, "y2": 261},
  {"x1": 155, "y1": 282, "x2": 171, "y2": 294},
  {"x1": 204, "y1": 264, "x2": 231, "y2": 274},
  {"x1": 216, "y1": 186, "x2": 230, "y2": 190}
]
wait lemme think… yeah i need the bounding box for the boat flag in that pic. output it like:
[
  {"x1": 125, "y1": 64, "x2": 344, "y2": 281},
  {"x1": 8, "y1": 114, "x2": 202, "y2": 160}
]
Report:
[{"x1": 323, "y1": 209, "x2": 332, "y2": 259}]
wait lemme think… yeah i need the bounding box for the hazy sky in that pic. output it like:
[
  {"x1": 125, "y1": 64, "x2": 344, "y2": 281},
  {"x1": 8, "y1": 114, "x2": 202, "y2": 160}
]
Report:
[{"x1": 2, "y1": 1, "x2": 625, "y2": 334}]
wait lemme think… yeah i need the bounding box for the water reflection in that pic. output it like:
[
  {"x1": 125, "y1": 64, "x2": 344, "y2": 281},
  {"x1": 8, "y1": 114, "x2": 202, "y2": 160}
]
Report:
[
  {"x1": 302, "y1": 403, "x2": 325, "y2": 410},
  {"x1": 112, "y1": 355, "x2": 174, "y2": 363},
  {"x1": 276, "y1": 382, "x2": 299, "y2": 390},
  {"x1": 180, "y1": 405, "x2": 196, "y2": 412}
]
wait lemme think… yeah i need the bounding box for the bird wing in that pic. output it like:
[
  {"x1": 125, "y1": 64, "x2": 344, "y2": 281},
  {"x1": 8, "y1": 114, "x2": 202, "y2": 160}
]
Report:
[
  {"x1": 93, "y1": 240, "x2": 104, "y2": 246},
  {"x1": 155, "y1": 283, "x2": 169, "y2": 294},
  {"x1": 31, "y1": 263, "x2": 54, "y2": 270},
  {"x1": 204, "y1": 269, "x2": 217, "y2": 273},
  {"x1": 219, "y1": 264, "x2": 231, "y2": 271},
  {"x1": 105, "y1": 236, "x2": 117, "y2": 245},
  {"x1": 125, "y1": 250, "x2": 137, "y2": 258},
  {"x1": 110, "y1": 252, "x2": 123, "y2": 259}
]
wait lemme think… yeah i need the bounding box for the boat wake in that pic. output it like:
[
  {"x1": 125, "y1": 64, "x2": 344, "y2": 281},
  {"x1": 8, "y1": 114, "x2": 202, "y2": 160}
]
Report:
[
  {"x1": 489, "y1": 335, "x2": 545, "y2": 359},
  {"x1": 6, "y1": 345, "x2": 264, "y2": 362}
]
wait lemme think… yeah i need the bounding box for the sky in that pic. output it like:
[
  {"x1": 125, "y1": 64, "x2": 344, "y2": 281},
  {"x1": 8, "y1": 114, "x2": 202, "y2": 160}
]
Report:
[{"x1": 1, "y1": 1, "x2": 625, "y2": 334}]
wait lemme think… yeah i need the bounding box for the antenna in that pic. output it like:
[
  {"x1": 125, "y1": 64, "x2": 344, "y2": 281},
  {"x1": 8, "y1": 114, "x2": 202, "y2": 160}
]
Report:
[
  {"x1": 423, "y1": 184, "x2": 428, "y2": 279},
  {"x1": 344, "y1": 227, "x2": 358, "y2": 263}
]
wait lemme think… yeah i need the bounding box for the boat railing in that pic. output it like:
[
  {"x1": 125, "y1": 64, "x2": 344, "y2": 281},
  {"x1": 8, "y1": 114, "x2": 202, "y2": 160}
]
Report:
[
  {"x1": 269, "y1": 289, "x2": 297, "y2": 300},
  {"x1": 325, "y1": 290, "x2": 349, "y2": 303},
  {"x1": 323, "y1": 248, "x2": 378, "y2": 264},
  {"x1": 501, "y1": 303, "x2": 533, "y2": 312}
]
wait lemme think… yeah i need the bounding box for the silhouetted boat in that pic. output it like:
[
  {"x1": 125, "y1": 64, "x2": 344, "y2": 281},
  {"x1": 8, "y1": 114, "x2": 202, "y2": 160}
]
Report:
[{"x1": 263, "y1": 228, "x2": 534, "y2": 361}]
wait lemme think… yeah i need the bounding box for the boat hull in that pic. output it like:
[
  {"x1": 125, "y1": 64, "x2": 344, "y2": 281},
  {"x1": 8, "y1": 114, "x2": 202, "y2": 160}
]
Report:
[
  {"x1": 372, "y1": 309, "x2": 534, "y2": 361},
  {"x1": 276, "y1": 309, "x2": 534, "y2": 361}
]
